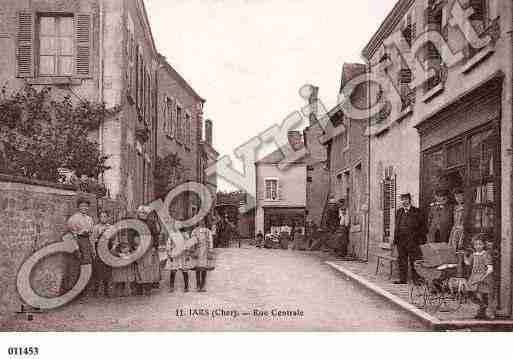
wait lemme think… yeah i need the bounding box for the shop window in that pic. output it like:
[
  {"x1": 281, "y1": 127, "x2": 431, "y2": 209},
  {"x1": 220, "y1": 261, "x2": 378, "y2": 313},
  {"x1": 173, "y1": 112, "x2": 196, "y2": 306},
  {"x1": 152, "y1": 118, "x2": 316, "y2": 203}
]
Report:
[
  {"x1": 446, "y1": 141, "x2": 464, "y2": 168},
  {"x1": 352, "y1": 164, "x2": 363, "y2": 225}
]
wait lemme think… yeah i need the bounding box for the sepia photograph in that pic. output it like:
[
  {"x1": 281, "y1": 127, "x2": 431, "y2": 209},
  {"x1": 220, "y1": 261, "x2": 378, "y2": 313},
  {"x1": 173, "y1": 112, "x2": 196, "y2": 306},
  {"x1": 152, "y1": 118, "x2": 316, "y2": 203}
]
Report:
[{"x1": 1, "y1": 0, "x2": 513, "y2": 349}]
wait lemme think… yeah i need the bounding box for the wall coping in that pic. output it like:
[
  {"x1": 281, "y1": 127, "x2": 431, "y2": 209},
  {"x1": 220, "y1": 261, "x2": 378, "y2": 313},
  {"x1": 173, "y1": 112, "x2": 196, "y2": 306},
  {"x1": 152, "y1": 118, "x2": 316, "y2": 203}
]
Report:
[{"x1": 0, "y1": 174, "x2": 78, "y2": 196}]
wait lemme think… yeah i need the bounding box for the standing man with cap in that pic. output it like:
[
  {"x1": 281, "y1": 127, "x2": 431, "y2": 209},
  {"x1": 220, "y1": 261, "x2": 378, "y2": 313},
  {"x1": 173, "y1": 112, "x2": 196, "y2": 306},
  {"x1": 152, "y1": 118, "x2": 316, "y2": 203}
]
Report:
[{"x1": 393, "y1": 193, "x2": 426, "y2": 284}]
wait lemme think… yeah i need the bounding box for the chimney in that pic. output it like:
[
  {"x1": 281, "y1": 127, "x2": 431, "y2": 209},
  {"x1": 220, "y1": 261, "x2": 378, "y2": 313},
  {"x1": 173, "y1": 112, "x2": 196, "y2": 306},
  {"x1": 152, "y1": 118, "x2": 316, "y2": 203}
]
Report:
[
  {"x1": 288, "y1": 131, "x2": 304, "y2": 151},
  {"x1": 309, "y1": 86, "x2": 319, "y2": 126},
  {"x1": 205, "y1": 119, "x2": 213, "y2": 146}
]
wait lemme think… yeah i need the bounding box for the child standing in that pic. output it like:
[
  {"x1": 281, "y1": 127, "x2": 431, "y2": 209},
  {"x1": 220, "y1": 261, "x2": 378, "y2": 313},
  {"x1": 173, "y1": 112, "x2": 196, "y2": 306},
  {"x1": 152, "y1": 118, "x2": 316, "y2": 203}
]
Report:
[
  {"x1": 464, "y1": 234, "x2": 494, "y2": 319},
  {"x1": 191, "y1": 221, "x2": 214, "y2": 292},
  {"x1": 165, "y1": 228, "x2": 193, "y2": 292},
  {"x1": 111, "y1": 241, "x2": 136, "y2": 297}
]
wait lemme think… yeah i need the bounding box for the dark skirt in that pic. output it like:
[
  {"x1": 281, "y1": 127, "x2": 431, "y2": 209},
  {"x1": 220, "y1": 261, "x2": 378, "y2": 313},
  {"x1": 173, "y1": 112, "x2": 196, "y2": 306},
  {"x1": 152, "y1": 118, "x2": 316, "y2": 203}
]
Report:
[
  {"x1": 93, "y1": 243, "x2": 111, "y2": 281},
  {"x1": 76, "y1": 234, "x2": 94, "y2": 265}
]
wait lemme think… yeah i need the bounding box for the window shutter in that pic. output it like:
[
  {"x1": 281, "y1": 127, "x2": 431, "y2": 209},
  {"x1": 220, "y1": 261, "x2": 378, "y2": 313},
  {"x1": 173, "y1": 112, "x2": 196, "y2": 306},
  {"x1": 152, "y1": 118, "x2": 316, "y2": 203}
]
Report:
[
  {"x1": 391, "y1": 174, "x2": 397, "y2": 209},
  {"x1": 75, "y1": 14, "x2": 92, "y2": 77},
  {"x1": 379, "y1": 180, "x2": 384, "y2": 211},
  {"x1": 469, "y1": 0, "x2": 485, "y2": 21},
  {"x1": 277, "y1": 180, "x2": 283, "y2": 201},
  {"x1": 162, "y1": 98, "x2": 168, "y2": 134},
  {"x1": 17, "y1": 11, "x2": 34, "y2": 78}
]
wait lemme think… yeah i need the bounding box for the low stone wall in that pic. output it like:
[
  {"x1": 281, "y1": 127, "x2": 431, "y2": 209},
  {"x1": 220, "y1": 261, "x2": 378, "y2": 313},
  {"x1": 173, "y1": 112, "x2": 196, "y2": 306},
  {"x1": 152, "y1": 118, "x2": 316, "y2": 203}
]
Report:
[{"x1": 0, "y1": 175, "x2": 123, "y2": 319}]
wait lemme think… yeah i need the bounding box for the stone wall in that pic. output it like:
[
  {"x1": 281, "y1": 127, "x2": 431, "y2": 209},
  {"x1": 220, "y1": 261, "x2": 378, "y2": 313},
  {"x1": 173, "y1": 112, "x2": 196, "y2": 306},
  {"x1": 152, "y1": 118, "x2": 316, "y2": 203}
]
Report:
[{"x1": 0, "y1": 175, "x2": 122, "y2": 319}]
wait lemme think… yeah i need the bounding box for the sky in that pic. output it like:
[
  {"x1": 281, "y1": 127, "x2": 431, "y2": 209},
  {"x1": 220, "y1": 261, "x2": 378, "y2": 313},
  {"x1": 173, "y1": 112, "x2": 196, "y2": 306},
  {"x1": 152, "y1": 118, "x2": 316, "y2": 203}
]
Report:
[{"x1": 145, "y1": 0, "x2": 397, "y2": 190}]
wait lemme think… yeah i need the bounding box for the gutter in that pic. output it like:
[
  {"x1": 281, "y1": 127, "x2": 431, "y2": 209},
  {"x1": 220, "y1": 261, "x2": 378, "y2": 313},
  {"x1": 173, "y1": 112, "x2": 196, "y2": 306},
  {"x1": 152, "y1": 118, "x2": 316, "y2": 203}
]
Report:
[{"x1": 98, "y1": 0, "x2": 105, "y2": 182}]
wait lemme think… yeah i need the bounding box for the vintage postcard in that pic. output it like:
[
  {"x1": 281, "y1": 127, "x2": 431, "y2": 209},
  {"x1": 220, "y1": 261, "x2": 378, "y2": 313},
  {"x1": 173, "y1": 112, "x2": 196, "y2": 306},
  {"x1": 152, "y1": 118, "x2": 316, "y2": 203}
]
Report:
[{"x1": 1, "y1": 0, "x2": 513, "y2": 344}]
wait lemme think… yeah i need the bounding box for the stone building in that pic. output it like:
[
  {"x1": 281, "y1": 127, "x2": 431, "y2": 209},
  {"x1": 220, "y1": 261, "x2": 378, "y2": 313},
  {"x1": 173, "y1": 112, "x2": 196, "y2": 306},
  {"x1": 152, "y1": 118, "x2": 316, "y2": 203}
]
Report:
[
  {"x1": 324, "y1": 63, "x2": 370, "y2": 259},
  {"x1": 303, "y1": 86, "x2": 330, "y2": 229},
  {"x1": 156, "y1": 54, "x2": 208, "y2": 220},
  {"x1": 361, "y1": 0, "x2": 513, "y2": 317},
  {"x1": 0, "y1": 0, "x2": 160, "y2": 212},
  {"x1": 255, "y1": 132, "x2": 307, "y2": 236}
]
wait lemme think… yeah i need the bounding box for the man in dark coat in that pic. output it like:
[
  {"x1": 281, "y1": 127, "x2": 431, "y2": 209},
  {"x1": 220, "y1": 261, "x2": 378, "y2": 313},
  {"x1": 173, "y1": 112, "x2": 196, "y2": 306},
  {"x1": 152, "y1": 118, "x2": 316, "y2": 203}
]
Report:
[{"x1": 393, "y1": 193, "x2": 426, "y2": 284}]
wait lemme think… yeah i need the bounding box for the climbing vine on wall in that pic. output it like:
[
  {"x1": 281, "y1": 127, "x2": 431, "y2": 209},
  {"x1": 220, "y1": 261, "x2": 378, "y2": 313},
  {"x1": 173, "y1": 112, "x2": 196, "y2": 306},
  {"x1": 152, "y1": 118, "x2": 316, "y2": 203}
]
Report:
[{"x1": 0, "y1": 85, "x2": 115, "y2": 184}]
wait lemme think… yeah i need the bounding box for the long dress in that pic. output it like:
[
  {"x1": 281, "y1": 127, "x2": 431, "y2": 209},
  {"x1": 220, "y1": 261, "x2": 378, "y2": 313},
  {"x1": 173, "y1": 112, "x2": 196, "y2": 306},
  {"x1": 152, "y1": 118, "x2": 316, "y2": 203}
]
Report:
[
  {"x1": 135, "y1": 217, "x2": 161, "y2": 284},
  {"x1": 164, "y1": 231, "x2": 194, "y2": 271},
  {"x1": 111, "y1": 249, "x2": 137, "y2": 283},
  {"x1": 191, "y1": 227, "x2": 214, "y2": 269},
  {"x1": 91, "y1": 223, "x2": 112, "y2": 282},
  {"x1": 466, "y1": 251, "x2": 493, "y2": 294},
  {"x1": 448, "y1": 204, "x2": 465, "y2": 249}
]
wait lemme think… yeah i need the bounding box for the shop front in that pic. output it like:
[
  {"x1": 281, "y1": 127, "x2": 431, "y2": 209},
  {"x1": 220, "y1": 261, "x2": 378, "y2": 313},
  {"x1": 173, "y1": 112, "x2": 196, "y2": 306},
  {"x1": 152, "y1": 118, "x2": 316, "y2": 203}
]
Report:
[
  {"x1": 263, "y1": 207, "x2": 306, "y2": 236},
  {"x1": 416, "y1": 76, "x2": 503, "y2": 313}
]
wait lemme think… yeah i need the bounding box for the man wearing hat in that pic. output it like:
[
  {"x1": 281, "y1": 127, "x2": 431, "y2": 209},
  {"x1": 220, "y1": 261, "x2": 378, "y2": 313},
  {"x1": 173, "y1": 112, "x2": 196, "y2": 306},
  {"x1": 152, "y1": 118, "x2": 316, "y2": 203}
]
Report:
[
  {"x1": 393, "y1": 193, "x2": 426, "y2": 284},
  {"x1": 426, "y1": 189, "x2": 453, "y2": 244}
]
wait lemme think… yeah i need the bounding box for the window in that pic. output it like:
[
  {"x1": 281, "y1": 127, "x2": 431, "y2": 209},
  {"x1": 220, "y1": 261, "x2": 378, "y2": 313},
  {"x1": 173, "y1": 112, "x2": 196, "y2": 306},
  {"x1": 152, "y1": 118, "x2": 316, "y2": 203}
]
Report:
[
  {"x1": 164, "y1": 97, "x2": 175, "y2": 138},
  {"x1": 38, "y1": 16, "x2": 73, "y2": 76},
  {"x1": 469, "y1": 0, "x2": 486, "y2": 21},
  {"x1": 352, "y1": 164, "x2": 363, "y2": 225},
  {"x1": 402, "y1": 10, "x2": 416, "y2": 47},
  {"x1": 185, "y1": 112, "x2": 192, "y2": 149},
  {"x1": 265, "y1": 179, "x2": 278, "y2": 201},
  {"x1": 176, "y1": 106, "x2": 183, "y2": 143},
  {"x1": 17, "y1": 12, "x2": 92, "y2": 78}
]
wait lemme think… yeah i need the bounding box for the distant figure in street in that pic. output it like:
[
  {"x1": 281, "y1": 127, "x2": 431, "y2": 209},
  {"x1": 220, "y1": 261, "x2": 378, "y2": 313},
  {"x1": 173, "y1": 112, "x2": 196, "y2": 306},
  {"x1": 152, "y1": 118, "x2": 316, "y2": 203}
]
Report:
[
  {"x1": 191, "y1": 220, "x2": 214, "y2": 292},
  {"x1": 392, "y1": 193, "x2": 426, "y2": 285},
  {"x1": 256, "y1": 231, "x2": 264, "y2": 248},
  {"x1": 90, "y1": 210, "x2": 113, "y2": 297}
]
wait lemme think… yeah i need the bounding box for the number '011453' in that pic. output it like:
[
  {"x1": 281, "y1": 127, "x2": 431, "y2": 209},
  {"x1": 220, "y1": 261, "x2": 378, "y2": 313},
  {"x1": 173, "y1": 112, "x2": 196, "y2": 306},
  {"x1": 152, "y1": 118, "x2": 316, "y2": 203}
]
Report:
[{"x1": 7, "y1": 347, "x2": 39, "y2": 356}]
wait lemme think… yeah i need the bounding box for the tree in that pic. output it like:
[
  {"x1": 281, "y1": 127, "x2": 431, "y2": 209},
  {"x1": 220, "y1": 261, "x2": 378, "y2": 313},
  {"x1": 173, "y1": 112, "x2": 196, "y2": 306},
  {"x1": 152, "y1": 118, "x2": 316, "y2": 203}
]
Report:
[
  {"x1": 0, "y1": 85, "x2": 113, "y2": 183},
  {"x1": 154, "y1": 153, "x2": 188, "y2": 199}
]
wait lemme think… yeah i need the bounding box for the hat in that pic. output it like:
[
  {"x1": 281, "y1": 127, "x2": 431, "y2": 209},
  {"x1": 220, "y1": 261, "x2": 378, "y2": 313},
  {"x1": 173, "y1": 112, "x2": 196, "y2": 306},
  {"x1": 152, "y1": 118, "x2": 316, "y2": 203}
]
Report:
[{"x1": 400, "y1": 193, "x2": 412, "y2": 200}]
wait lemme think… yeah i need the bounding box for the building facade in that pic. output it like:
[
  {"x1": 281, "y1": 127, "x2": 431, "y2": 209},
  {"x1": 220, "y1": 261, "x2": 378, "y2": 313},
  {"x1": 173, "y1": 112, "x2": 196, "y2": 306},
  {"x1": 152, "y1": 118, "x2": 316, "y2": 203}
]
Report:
[
  {"x1": 325, "y1": 63, "x2": 370, "y2": 260},
  {"x1": 255, "y1": 132, "x2": 307, "y2": 236},
  {"x1": 156, "y1": 54, "x2": 206, "y2": 220},
  {"x1": 0, "y1": 0, "x2": 159, "y2": 212},
  {"x1": 304, "y1": 86, "x2": 330, "y2": 229},
  {"x1": 362, "y1": 0, "x2": 513, "y2": 317}
]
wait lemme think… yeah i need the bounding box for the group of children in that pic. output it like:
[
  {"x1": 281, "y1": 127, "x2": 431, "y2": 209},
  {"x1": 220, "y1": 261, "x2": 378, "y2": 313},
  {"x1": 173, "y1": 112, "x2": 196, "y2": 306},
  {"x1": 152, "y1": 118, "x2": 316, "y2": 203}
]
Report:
[{"x1": 77, "y1": 203, "x2": 214, "y2": 297}]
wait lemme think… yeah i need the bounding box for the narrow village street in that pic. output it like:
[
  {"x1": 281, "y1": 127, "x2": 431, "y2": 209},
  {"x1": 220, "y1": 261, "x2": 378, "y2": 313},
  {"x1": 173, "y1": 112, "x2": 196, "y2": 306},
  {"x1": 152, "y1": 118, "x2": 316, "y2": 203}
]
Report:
[{"x1": 3, "y1": 247, "x2": 427, "y2": 331}]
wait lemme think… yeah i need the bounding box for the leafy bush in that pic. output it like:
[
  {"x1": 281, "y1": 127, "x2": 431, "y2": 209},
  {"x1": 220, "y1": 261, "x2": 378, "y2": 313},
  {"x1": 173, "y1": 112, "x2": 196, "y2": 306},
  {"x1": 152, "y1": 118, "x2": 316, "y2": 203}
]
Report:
[{"x1": 0, "y1": 85, "x2": 113, "y2": 183}]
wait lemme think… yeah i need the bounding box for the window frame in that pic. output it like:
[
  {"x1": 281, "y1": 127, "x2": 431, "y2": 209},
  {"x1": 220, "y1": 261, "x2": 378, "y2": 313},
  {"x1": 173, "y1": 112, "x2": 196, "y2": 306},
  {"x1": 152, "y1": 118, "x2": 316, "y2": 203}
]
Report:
[
  {"x1": 36, "y1": 13, "x2": 75, "y2": 77},
  {"x1": 264, "y1": 178, "x2": 279, "y2": 201}
]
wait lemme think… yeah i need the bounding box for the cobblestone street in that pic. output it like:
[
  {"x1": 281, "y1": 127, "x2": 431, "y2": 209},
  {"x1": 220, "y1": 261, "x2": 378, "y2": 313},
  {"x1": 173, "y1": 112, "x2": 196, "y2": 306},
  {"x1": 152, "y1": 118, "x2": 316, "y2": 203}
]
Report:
[{"x1": 3, "y1": 247, "x2": 428, "y2": 331}]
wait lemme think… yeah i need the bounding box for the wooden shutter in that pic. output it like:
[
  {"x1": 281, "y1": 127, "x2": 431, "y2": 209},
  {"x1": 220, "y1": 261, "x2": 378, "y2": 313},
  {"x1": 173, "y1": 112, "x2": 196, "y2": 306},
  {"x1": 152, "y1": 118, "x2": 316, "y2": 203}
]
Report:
[
  {"x1": 17, "y1": 11, "x2": 34, "y2": 78},
  {"x1": 75, "y1": 14, "x2": 92, "y2": 77},
  {"x1": 469, "y1": 0, "x2": 485, "y2": 21},
  {"x1": 162, "y1": 98, "x2": 168, "y2": 134},
  {"x1": 277, "y1": 180, "x2": 283, "y2": 201},
  {"x1": 379, "y1": 179, "x2": 384, "y2": 211}
]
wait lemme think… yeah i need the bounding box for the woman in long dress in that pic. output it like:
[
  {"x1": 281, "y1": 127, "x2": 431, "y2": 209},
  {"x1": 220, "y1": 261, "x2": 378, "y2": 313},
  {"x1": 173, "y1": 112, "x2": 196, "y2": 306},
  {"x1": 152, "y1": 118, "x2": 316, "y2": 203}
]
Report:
[
  {"x1": 191, "y1": 221, "x2": 214, "y2": 292},
  {"x1": 134, "y1": 206, "x2": 161, "y2": 296},
  {"x1": 63, "y1": 198, "x2": 95, "y2": 293}
]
